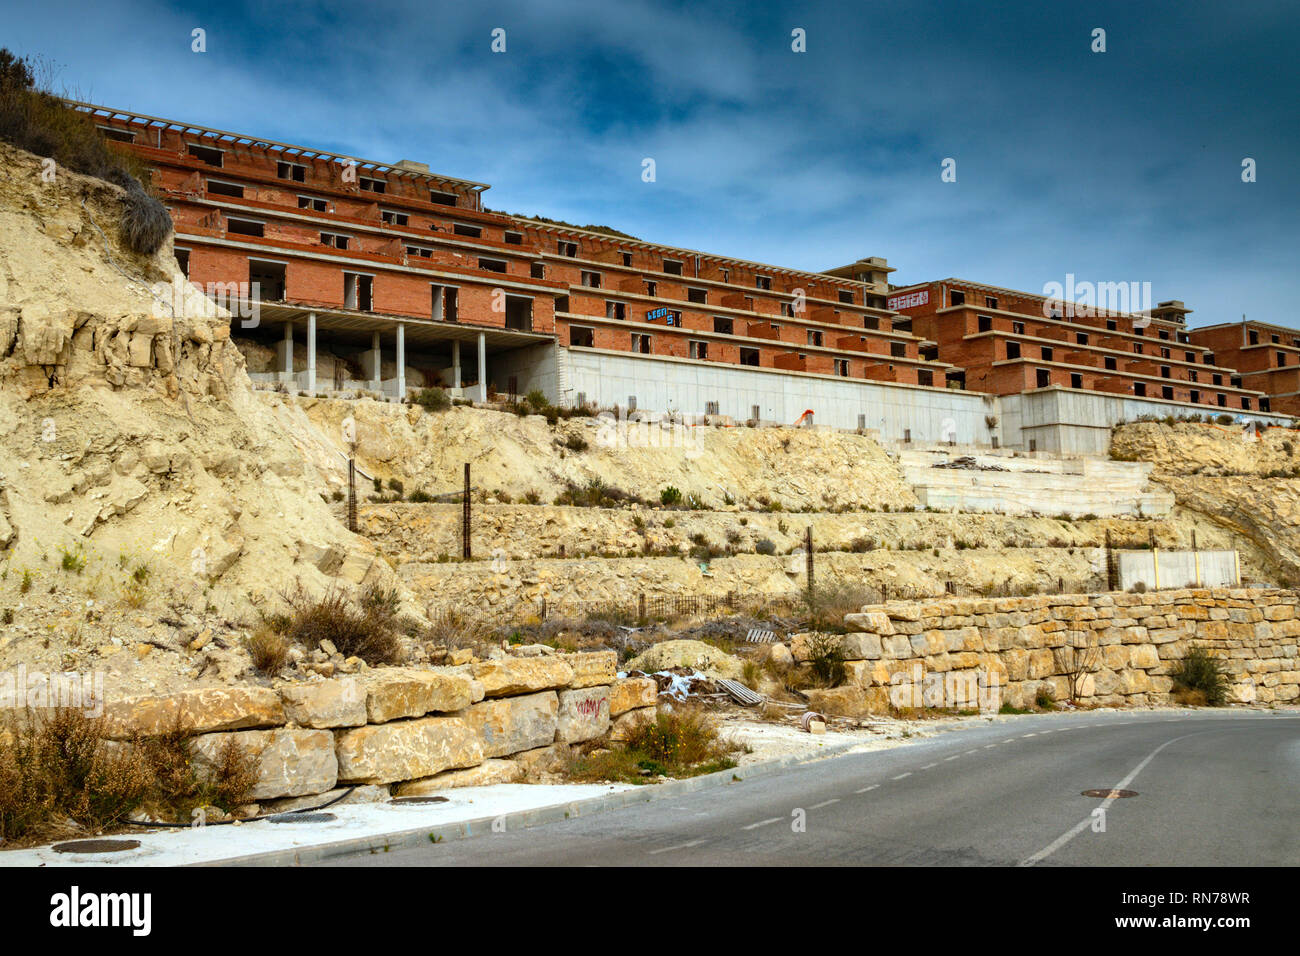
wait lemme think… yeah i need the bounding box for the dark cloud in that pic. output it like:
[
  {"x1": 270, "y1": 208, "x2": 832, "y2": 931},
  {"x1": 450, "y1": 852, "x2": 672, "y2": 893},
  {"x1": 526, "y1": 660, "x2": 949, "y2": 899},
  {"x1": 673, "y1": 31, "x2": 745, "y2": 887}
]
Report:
[{"x1": 8, "y1": 0, "x2": 1297, "y2": 324}]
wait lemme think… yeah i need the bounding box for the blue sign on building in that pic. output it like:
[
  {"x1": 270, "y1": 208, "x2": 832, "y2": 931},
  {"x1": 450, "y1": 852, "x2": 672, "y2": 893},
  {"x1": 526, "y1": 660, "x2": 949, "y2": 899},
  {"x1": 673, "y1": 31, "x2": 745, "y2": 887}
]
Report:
[{"x1": 646, "y1": 307, "x2": 669, "y2": 322}]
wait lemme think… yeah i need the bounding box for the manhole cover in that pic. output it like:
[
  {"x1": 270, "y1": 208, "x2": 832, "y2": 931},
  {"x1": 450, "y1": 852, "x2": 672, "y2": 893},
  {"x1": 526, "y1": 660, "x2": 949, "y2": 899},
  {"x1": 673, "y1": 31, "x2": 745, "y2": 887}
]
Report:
[
  {"x1": 53, "y1": 839, "x2": 141, "y2": 854},
  {"x1": 1082, "y1": 788, "x2": 1139, "y2": 799},
  {"x1": 389, "y1": 795, "x2": 449, "y2": 805},
  {"x1": 266, "y1": 812, "x2": 337, "y2": 824}
]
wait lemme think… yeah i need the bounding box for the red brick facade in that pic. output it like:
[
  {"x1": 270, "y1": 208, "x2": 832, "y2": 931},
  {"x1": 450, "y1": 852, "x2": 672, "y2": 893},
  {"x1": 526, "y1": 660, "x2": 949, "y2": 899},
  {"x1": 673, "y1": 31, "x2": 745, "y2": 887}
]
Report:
[{"x1": 891, "y1": 280, "x2": 1270, "y2": 412}]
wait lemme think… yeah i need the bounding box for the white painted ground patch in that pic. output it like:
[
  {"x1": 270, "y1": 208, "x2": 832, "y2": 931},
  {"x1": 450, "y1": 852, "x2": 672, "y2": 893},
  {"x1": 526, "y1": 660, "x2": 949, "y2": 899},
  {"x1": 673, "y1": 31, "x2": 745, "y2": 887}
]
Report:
[{"x1": 5, "y1": 783, "x2": 632, "y2": 868}]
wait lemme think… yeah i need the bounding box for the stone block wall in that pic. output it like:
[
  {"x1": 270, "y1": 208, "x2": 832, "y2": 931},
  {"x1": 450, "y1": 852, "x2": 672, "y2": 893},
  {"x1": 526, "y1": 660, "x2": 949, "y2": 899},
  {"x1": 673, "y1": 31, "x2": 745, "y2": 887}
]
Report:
[
  {"x1": 101, "y1": 653, "x2": 659, "y2": 806},
  {"x1": 795, "y1": 587, "x2": 1298, "y2": 711}
]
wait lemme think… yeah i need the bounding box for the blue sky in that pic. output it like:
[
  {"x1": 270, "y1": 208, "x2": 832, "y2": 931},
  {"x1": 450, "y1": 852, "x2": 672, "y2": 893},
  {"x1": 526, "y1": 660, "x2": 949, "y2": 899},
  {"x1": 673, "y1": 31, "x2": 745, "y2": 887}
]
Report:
[{"x1": 8, "y1": 0, "x2": 1298, "y2": 327}]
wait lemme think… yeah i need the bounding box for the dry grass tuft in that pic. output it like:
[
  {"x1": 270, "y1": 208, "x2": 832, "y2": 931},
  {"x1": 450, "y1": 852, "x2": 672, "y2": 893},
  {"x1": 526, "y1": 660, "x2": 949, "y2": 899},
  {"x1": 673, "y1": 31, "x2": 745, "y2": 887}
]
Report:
[
  {"x1": 245, "y1": 624, "x2": 289, "y2": 674},
  {"x1": 280, "y1": 583, "x2": 403, "y2": 665}
]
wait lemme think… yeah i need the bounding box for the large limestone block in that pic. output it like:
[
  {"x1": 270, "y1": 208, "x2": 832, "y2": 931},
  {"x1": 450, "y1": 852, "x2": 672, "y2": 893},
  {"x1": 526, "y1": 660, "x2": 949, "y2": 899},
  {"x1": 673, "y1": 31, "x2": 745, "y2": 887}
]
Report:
[
  {"x1": 103, "y1": 687, "x2": 285, "y2": 739},
  {"x1": 363, "y1": 668, "x2": 483, "y2": 722},
  {"x1": 335, "y1": 716, "x2": 484, "y2": 785},
  {"x1": 609, "y1": 677, "x2": 657, "y2": 716},
  {"x1": 193, "y1": 728, "x2": 337, "y2": 800},
  {"x1": 625, "y1": 640, "x2": 743, "y2": 679},
  {"x1": 278, "y1": 678, "x2": 367, "y2": 729},
  {"x1": 462, "y1": 692, "x2": 559, "y2": 758},
  {"x1": 1130, "y1": 645, "x2": 1161, "y2": 669},
  {"x1": 880, "y1": 635, "x2": 913, "y2": 659},
  {"x1": 843, "y1": 610, "x2": 894, "y2": 635},
  {"x1": 609, "y1": 705, "x2": 658, "y2": 743},
  {"x1": 557, "y1": 650, "x2": 617, "y2": 688},
  {"x1": 556, "y1": 686, "x2": 611, "y2": 743},
  {"x1": 470, "y1": 658, "x2": 574, "y2": 698},
  {"x1": 393, "y1": 759, "x2": 521, "y2": 795},
  {"x1": 803, "y1": 685, "x2": 872, "y2": 717},
  {"x1": 512, "y1": 743, "x2": 573, "y2": 780}
]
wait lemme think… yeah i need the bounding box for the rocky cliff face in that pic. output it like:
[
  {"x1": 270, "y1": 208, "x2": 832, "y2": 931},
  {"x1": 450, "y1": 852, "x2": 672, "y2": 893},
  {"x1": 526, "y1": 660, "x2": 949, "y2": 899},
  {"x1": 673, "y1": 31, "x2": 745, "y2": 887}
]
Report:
[
  {"x1": 1111, "y1": 421, "x2": 1300, "y2": 582},
  {"x1": 0, "y1": 143, "x2": 397, "y2": 634}
]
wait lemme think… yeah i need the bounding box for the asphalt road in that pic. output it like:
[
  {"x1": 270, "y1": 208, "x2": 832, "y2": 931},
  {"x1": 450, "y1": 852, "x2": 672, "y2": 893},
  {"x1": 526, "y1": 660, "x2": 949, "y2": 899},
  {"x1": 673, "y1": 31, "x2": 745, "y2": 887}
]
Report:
[{"x1": 319, "y1": 710, "x2": 1300, "y2": 866}]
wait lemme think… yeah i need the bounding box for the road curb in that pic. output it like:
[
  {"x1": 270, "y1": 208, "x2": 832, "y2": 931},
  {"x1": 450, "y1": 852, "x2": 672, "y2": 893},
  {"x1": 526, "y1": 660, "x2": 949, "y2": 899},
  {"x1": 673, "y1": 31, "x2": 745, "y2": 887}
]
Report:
[{"x1": 195, "y1": 738, "x2": 867, "y2": 867}]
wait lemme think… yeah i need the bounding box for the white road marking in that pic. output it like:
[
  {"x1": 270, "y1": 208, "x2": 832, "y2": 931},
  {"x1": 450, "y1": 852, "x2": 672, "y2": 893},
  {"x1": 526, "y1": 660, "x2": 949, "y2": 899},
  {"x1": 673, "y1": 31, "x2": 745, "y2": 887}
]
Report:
[
  {"x1": 965, "y1": 749, "x2": 979, "y2": 755},
  {"x1": 742, "y1": 817, "x2": 782, "y2": 831},
  {"x1": 921, "y1": 763, "x2": 938, "y2": 770},
  {"x1": 855, "y1": 785, "x2": 879, "y2": 794},
  {"x1": 1022, "y1": 733, "x2": 1037, "y2": 738},
  {"x1": 944, "y1": 755, "x2": 962, "y2": 762},
  {"x1": 809, "y1": 798, "x2": 840, "y2": 809},
  {"x1": 892, "y1": 772, "x2": 912, "y2": 781},
  {"x1": 649, "y1": 839, "x2": 705, "y2": 854},
  {"x1": 1020, "y1": 731, "x2": 1204, "y2": 867}
]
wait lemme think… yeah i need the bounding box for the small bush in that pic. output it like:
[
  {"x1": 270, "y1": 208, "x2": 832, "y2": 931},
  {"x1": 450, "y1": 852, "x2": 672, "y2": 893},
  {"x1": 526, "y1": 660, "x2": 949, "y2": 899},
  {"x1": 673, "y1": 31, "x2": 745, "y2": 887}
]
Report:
[
  {"x1": 805, "y1": 633, "x2": 846, "y2": 687},
  {"x1": 563, "y1": 433, "x2": 589, "y2": 452},
  {"x1": 660, "y1": 486, "x2": 683, "y2": 506},
  {"x1": 0, "y1": 709, "x2": 152, "y2": 843},
  {"x1": 408, "y1": 489, "x2": 434, "y2": 503},
  {"x1": 246, "y1": 624, "x2": 289, "y2": 674},
  {"x1": 412, "y1": 387, "x2": 451, "y2": 411},
  {"x1": 59, "y1": 545, "x2": 86, "y2": 574},
  {"x1": 1034, "y1": 684, "x2": 1056, "y2": 709},
  {"x1": 568, "y1": 707, "x2": 744, "y2": 783},
  {"x1": 755, "y1": 538, "x2": 777, "y2": 555},
  {"x1": 0, "y1": 51, "x2": 170, "y2": 255},
  {"x1": 281, "y1": 583, "x2": 403, "y2": 665},
  {"x1": 1172, "y1": 644, "x2": 1228, "y2": 706}
]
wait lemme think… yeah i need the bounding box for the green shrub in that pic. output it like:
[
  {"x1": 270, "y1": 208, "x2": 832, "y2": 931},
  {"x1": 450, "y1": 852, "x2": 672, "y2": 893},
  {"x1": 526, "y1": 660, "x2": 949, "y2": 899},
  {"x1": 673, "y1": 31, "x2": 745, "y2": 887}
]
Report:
[
  {"x1": 59, "y1": 545, "x2": 86, "y2": 574},
  {"x1": 660, "y1": 486, "x2": 683, "y2": 506},
  {"x1": 1172, "y1": 644, "x2": 1228, "y2": 706},
  {"x1": 412, "y1": 387, "x2": 451, "y2": 411},
  {"x1": 805, "y1": 633, "x2": 846, "y2": 687}
]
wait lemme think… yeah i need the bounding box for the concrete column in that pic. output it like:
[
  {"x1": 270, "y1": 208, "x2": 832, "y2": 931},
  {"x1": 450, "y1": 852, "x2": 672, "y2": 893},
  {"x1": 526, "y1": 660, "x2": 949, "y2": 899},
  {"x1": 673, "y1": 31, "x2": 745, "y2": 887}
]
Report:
[
  {"x1": 370, "y1": 330, "x2": 382, "y2": 385},
  {"x1": 452, "y1": 340, "x2": 461, "y2": 390},
  {"x1": 306, "y1": 312, "x2": 317, "y2": 395},
  {"x1": 395, "y1": 322, "x2": 406, "y2": 400},
  {"x1": 477, "y1": 331, "x2": 487, "y2": 403},
  {"x1": 276, "y1": 320, "x2": 293, "y2": 381}
]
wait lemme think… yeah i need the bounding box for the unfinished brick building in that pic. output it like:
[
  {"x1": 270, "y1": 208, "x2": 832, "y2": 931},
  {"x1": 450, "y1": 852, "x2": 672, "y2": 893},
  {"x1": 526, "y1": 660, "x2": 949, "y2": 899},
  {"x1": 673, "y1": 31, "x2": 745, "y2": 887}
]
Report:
[
  {"x1": 75, "y1": 102, "x2": 951, "y2": 403},
  {"x1": 70, "y1": 100, "x2": 1290, "y2": 440},
  {"x1": 1189, "y1": 320, "x2": 1300, "y2": 416},
  {"x1": 889, "y1": 279, "x2": 1271, "y2": 412}
]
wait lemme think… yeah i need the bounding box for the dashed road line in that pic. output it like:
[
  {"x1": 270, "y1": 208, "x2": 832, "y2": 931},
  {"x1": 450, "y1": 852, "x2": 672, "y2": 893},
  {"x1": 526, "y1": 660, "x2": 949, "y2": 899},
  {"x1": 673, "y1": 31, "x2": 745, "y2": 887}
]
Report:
[
  {"x1": 648, "y1": 839, "x2": 705, "y2": 855},
  {"x1": 892, "y1": 772, "x2": 912, "y2": 781},
  {"x1": 855, "y1": 784, "x2": 879, "y2": 794},
  {"x1": 741, "y1": 817, "x2": 782, "y2": 831},
  {"x1": 809, "y1": 798, "x2": 840, "y2": 809}
]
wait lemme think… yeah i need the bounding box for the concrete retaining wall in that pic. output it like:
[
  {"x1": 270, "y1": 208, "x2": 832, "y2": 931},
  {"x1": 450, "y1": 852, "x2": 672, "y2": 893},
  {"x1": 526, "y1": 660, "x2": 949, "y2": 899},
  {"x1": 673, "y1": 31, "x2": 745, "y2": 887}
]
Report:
[
  {"x1": 1117, "y1": 550, "x2": 1240, "y2": 591},
  {"x1": 1002, "y1": 389, "x2": 1291, "y2": 455},
  {"x1": 553, "y1": 348, "x2": 1292, "y2": 453}
]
